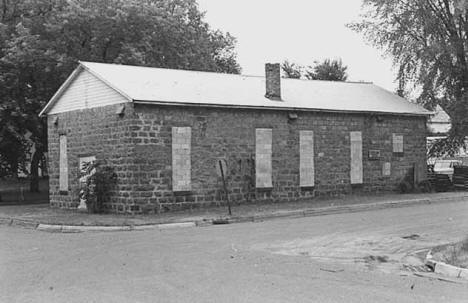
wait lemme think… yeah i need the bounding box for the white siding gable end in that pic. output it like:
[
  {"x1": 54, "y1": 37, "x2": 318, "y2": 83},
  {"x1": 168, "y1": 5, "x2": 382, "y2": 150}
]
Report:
[{"x1": 48, "y1": 69, "x2": 129, "y2": 115}]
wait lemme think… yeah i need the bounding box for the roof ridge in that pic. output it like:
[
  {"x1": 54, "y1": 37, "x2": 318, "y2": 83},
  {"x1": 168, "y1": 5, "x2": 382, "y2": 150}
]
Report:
[
  {"x1": 80, "y1": 61, "x2": 374, "y2": 85},
  {"x1": 281, "y1": 77, "x2": 373, "y2": 85},
  {"x1": 80, "y1": 61, "x2": 255, "y2": 79}
]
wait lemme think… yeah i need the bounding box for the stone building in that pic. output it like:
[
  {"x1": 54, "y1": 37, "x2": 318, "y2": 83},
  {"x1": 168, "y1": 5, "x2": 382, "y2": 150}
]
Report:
[{"x1": 39, "y1": 62, "x2": 431, "y2": 213}]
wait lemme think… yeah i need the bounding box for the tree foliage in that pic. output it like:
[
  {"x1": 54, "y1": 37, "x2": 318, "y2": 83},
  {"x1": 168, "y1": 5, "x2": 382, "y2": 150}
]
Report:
[
  {"x1": 281, "y1": 60, "x2": 302, "y2": 79},
  {"x1": 306, "y1": 59, "x2": 348, "y2": 81},
  {"x1": 349, "y1": 0, "x2": 468, "y2": 156},
  {"x1": 80, "y1": 161, "x2": 117, "y2": 213},
  {"x1": 281, "y1": 59, "x2": 348, "y2": 81},
  {"x1": 0, "y1": 0, "x2": 241, "y2": 184}
]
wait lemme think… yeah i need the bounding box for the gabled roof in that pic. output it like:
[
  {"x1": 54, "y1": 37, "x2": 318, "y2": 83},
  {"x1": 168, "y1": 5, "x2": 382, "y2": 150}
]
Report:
[
  {"x1": 40, "y1": 61, "x2": 432, "y2": 117},
  {"x1": 429, "y1": 105, "x2": 451, "y2": 123}
]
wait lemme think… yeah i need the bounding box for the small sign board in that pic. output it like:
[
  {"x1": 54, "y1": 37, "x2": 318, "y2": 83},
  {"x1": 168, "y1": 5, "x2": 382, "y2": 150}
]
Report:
[
  {"x1": 216, "y1": 159, "x2": 228, "y2": 177},
  {"x1": 368, "y1": 150, "x2": 381, "y2": 160}
]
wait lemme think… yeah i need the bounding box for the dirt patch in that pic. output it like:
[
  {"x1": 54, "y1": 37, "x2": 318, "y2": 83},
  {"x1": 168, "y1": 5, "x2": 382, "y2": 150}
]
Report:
[
  {"x1": 402, "y1": 234, "x2": 420, "y2": 240},
  {"x1": 431, "y1": 237, "x2": 468, "y2": 269},
  {"x1": 361, "y1": 254, "x2": 399, "y2": 272},
  {"x1": 363, "y1": 255, "x2": 389, "y2": 263}
]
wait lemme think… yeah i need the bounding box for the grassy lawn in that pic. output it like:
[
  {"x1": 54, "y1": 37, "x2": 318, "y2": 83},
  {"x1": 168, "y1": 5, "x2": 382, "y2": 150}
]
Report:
[
  {"x1": 0, "y1": 178, "x2": 49, "y2": 204},
  {"x1": 431, "y1": 237, "x2": 468, "y2": 269}
]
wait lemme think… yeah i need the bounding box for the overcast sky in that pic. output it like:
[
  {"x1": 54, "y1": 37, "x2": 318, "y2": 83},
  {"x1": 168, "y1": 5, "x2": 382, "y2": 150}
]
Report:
[{"x1": 197, "y1": 0, "x2": 397, "y2": 91}]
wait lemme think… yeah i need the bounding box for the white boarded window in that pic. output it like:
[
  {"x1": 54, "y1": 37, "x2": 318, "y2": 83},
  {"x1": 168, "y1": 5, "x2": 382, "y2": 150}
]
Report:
[
  {"x1": 299, "y1": 130, "x2": 315, "y2": 187},
  {"x1": 256, "y1": 128, "x2": 272, "y2": 188},
  {"x1": 392, "y1": 134, "x2": 404, "y2": 153},
  {"x1": 350, "y1": 131, "x2": 363, "y2": 184},
  {"x1": 59, "y1": 135, "x2": 68, "y2": 191},
  {"x1": 383, "y1": 162, "x2": 391, "y2": 176},
  {"x1": 172, "y1": 127, "x2": 191, "y2": 192}
]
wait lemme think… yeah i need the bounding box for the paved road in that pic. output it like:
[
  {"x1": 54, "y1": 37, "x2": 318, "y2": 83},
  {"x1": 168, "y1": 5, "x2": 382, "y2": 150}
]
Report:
[{"x1": 1, "y1": 199, "x2": 468, "y2": 302}]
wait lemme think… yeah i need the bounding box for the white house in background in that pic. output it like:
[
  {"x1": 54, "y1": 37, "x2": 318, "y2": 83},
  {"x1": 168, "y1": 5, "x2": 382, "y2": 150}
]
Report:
[
  {"x1": 427, "y1": 105, "x2": 451, "y2": 135},
  {"x1": 427, "y1": 105, "x2": 468, "y2": 163}
]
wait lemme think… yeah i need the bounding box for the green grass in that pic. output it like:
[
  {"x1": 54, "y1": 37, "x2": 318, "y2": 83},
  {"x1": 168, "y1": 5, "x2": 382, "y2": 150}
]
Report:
[
  {"x1": 0, "y1": 191, "x2": 49, "y2": 204},
  {"x1": 432, "y1": 237, "x2": 468, "y2": 269},
  {"x1": 0, "y1": 178, "x2": 49, "y2": 204}
]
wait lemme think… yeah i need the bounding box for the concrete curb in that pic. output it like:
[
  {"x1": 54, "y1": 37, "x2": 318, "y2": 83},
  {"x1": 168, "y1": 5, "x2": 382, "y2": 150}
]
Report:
[
  {"x1": 157, "y1": 222, "x2": 196, "y2": 230},
  {"x1": 10, "y1": 219, "x2": 38, "y2": 229},
  {"x1": 0, "y1": 218, "x2": 40, "y2": 229},
  {"x1": 425, "y1": 251, "x2": 468, "y2": 280},
  {"x1": 34, "y1": 221, "x2": 197, "y2": 233},
  {"x1": 213, "y1": 194, "x2": 468, "y2": 224},
  {"x1": 1, "y1": 193, "x2": 467, "y2": 233}
]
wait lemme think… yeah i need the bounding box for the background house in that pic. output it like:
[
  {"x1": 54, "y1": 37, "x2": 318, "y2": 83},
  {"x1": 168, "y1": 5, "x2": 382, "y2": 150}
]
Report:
[
  {"x1": 427, "y1": 105, "x2": 468, "y2": 164},
  {"x1": 40, "y1": 62, "x2": 430, "y2": 213},
  {"x1": 427, "y1": 105, "x2": 451, "y2": 136}
]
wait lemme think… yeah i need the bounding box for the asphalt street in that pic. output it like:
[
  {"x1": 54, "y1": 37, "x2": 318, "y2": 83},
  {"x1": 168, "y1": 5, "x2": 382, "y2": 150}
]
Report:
[{"x1": 1, "y1": 199, "x2": 468, "y2": 302}]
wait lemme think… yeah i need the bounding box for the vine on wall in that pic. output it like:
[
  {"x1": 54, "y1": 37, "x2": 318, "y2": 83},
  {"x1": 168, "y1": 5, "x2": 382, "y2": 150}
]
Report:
[{"x1": 79, "y1": 161, "x2": 117, "y2": 213}]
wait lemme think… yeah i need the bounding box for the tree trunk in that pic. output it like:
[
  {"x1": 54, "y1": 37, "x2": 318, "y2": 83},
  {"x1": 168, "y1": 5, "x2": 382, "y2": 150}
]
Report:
[{"x1": 29, "y1": 148, "x2": 43, "y2": 193}]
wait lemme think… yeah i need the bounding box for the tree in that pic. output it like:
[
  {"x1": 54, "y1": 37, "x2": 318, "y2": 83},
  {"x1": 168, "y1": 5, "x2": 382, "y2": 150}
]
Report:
[
  {"x1": 281, "y1": 59, "x2": 349, "y2": 81},
  {"x1": 281, "y1": 60, "x2": 302, "y2": 79},
  {"x1": 349, "y1": 0, "x2": 468, "y2": 156},
  {"x1": 0, "y1": 0, "x2": 241, "y2": 190},
  {"x1": 305, "y1": 59, "x2": 348, "y2": 81}
]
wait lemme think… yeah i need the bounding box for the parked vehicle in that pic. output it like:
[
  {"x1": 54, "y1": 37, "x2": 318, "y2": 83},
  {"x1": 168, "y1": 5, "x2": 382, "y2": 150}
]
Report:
[{"x1": 432, "y1": 159, "x2": 462, "y2": 181}]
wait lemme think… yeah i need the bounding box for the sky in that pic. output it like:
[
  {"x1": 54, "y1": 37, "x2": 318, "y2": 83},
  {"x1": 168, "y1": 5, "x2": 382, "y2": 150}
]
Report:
[{"x1": 197, "y1": 0, "x2": 397, "y2": 91}]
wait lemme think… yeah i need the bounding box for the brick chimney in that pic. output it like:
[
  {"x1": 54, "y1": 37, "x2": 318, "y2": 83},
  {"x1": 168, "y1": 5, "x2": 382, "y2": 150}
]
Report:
[{"x1": 265, "y1": 63, "x2": 281, "y2": 101}]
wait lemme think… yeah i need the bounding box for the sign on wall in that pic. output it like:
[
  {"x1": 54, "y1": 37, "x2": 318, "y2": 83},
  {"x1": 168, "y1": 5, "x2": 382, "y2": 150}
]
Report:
[
  {"x1": 255, "y1": 128, "x2": 272, "y2": 188},
  {"x1": 350, "y1": 131, "x2": 363, "y2": 184},
  {"x1": 299, "y1": 130, "x2": 315, "y2": 187},
  {"x1": 368, "y1": 149, "x2": 380, "y2": 160},
  {"x1": 172, "y1": 127, "x2": 191, "y2": 192}
]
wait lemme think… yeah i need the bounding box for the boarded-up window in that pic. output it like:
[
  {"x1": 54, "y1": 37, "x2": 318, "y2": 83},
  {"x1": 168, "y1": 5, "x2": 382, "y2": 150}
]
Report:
[
  {"x1": 172, "y1": 127, "x2": 191, "y2": 192},
  {"x1": 299, "y1": 130, "x2": 315, "y2": 187},
  {"x1": 59, "y1": 135, "x2": 68, "y2": 191},
  {"x1": 350, "y1": 131, "x2": 363, "y2": 184},
  {"x1": 256, "y1": 128, "x2": 272, "y2": 188},
  {"x1": 382, "y1": 162, "x2": 391, "y2": 176},
  {"x1": 392, "y1": 134, "x2": 404, "y2": 153}
]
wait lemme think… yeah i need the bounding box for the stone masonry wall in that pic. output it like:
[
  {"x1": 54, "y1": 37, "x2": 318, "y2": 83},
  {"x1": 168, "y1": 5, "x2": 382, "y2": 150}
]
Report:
[
  {"x1": 48, "y1": 103, "x2": 427, "y2": 214},
  {"x1": 47, "y1": 103, "x2": 137, "y2": 212},
  {"x1": 129, "y1": 105, "x2": 427, "y2": 213}
]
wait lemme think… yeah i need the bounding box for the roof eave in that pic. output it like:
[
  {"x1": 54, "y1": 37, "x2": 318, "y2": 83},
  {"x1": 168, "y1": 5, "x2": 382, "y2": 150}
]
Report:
[{"x1": 133, "y1": 99, "x2": 433, "y2": 117}]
